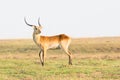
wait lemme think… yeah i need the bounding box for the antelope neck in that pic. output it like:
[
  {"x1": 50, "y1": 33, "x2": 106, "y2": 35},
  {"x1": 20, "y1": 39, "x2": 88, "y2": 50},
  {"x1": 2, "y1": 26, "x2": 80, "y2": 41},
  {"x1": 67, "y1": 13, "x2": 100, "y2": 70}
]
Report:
[{"x1": 33, "y1": 33, "x2": 41, "y2": 46}]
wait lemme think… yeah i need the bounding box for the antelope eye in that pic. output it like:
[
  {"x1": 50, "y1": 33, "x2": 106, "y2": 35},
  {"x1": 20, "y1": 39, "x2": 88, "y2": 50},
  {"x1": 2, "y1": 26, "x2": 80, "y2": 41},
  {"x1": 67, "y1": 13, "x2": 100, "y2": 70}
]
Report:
[{"x1": 35, "y1": 27, "x2": 37, "y2": 30}]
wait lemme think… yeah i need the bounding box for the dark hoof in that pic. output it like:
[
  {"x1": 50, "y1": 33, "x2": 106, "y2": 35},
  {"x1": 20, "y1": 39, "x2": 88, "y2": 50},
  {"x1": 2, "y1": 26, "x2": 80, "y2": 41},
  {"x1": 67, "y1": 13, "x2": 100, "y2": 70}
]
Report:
[
  {"x1": 41, "y1": 63, "x2": 44, "y2": 66},
  {"x1": 69, "y1": 62, "x2": 72, "y2": 65}
]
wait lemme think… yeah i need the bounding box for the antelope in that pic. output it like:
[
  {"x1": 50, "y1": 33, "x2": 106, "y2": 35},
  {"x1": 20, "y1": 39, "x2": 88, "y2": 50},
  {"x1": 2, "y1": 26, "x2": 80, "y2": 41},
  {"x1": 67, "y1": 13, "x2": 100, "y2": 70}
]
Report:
[{"x1": 24, "y1": 18, "x2": 72, "y2": 66}]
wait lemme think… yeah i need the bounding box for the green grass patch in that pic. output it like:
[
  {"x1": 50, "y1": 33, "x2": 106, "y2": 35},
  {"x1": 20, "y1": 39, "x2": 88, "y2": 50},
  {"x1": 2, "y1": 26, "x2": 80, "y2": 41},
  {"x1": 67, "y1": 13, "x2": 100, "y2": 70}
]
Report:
[{"x1": 0, "y1": 57, "x2": 119, "y2": 80}]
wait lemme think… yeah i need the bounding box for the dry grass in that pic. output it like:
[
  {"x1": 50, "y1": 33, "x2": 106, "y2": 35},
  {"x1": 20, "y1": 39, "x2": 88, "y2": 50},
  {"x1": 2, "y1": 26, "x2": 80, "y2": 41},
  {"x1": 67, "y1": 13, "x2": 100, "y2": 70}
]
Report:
[
  {"x1": 71, "y1": 37, "x2": 120, "y2": 53},
  {"x1": 0, "y1": 52, "x2": 119, "y2": 60}
]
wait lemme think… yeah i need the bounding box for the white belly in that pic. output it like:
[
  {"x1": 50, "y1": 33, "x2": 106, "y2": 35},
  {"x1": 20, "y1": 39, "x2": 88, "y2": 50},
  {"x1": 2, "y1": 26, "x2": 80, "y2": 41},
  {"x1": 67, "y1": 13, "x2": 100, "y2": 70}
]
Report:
[{"x1": 48, "y1": 44, "x2": 60, "y2": 49}]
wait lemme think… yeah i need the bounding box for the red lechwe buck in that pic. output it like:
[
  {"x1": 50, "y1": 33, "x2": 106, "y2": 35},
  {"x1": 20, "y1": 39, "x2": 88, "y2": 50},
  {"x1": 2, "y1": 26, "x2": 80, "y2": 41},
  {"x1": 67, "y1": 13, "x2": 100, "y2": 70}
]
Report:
[{"x1": 24, "y1": 18, "x2": 72, "y2": 66}]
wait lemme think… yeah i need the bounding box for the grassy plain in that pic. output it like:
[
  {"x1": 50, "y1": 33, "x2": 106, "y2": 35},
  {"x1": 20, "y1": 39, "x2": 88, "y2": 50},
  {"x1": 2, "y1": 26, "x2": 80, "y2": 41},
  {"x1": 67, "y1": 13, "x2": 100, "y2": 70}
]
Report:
[{"x1": 0, "y1": 37, "x2": 120, "y2": 80}]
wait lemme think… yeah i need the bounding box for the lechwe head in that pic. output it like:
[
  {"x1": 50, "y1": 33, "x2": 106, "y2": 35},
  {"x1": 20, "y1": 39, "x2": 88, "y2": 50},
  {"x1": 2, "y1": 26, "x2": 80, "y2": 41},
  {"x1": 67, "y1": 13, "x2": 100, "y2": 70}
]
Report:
[
  {"x1": 24, "y1": 17, "x2": 42, "y2": 35},
  {"x1": 24, "y1": 17, "x2": 72, "y2": 66}
]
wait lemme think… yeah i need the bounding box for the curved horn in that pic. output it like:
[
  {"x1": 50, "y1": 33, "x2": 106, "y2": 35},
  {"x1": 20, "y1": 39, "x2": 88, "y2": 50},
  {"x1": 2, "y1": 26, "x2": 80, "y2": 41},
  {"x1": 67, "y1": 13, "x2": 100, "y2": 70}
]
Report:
[
  {"x1": 38, "y1": 17, "x2": 41, "y2": 26},
  {"x1": 24, "y1": 17, "x2": 33, "y2": 27}
]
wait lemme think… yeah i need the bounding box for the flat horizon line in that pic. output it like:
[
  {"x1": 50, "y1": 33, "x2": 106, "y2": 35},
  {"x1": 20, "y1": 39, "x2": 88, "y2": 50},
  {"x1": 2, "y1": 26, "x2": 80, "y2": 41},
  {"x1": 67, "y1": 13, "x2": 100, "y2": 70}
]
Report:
[{"x1": 0, "y1": 36, "x2": 120, "y2": 40}]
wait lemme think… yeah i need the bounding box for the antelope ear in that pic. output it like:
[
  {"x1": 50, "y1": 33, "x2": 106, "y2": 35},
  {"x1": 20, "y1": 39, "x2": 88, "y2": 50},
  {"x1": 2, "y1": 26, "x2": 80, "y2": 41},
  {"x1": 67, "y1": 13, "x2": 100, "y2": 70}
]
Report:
[{"x1": 31, "y1": 26, "x2": 36, "y2": 29}]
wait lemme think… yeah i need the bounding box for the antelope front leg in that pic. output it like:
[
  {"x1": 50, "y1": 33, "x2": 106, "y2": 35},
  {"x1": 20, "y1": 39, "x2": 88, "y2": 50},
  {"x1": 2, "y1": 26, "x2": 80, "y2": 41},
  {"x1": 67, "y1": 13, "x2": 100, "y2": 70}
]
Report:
[
  {"x1": 42, "y1": 48, "x2": 47, "y2": 66},
  {"x1": 68, "y1": 51, "x2": 72, "y2": 65},
  {"x1": 39, "y1": 50, "x2": 44, "y2": 66}
]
